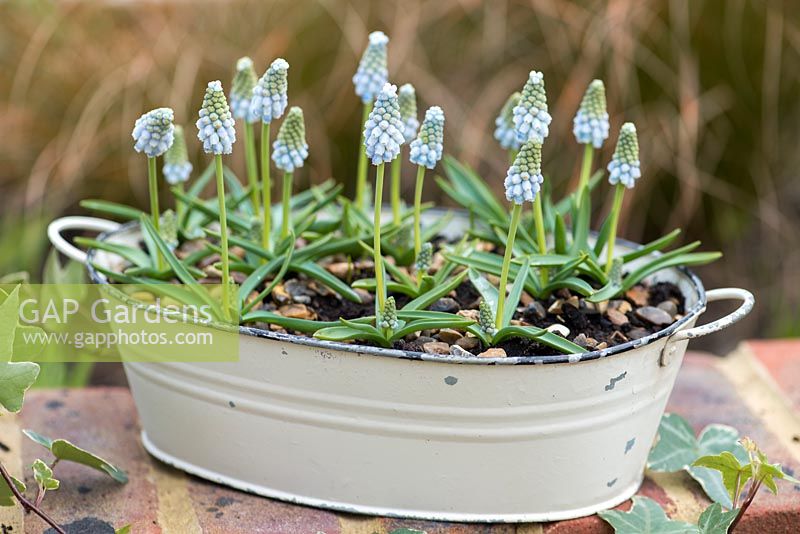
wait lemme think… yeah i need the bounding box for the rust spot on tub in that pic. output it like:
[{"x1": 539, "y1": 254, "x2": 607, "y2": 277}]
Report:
[{"x1": 605, "y1": 371, "x2": 627, "y2": 391}]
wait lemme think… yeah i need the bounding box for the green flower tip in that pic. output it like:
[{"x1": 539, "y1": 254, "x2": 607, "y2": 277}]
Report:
[
  {"x1": 513, "y1": 71, "x2": 551, "y2": 143},
  {"x1": 607, "y1": 122, "x2": 641, "y2": 188},
  {"x1": 230, "y1": 56, "x2": 258, "y2": 120},
  {"x1": 398, "y1": 83, "x2": 419, "y2": 143},
  {"x1": 379, "y1": 296, "x2": 399, "y2": 330},
  {"x1": 573, "y1": 79, "x2": 609, "y2": 148},
  {"x1": 272, "y1": 106, "x2": 309, "y2": 172},
  {"x1": 478, "y1": 299, "x2": 497, "y2": 336},
  {"x1": 415, "y1": 242, "x2": 433, "y2": 273},
  {"x1": 196, "y1": 80, "x2": 236, "y2": 155}
]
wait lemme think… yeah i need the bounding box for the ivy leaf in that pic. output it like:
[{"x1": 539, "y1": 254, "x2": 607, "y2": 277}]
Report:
[
  {"x1": 693, "y1": 452, "x2": 751, "y2": 505},
  {"x1": 0, "y1": 285, "x2": 21, "y2": 360},
  {"x1": 598, "y1": 496, "x2": 698, "y2": 533},
  {"x1": 697, "y1": 503, "x2": 738, "y2": 534},
  {"x1": 0, "y1": 361, "x2": 40, "y2": 413},
  {"x1": 115, "y1": 526, "x2": 132, "y2": 534},
  {"x1": 648, "y1": 413, "x2": 745, "y2": 508},
  {"x1": 0, "y1": 473, "x2": 26, "y2": 507},
  {"x1": 22, "y1": 430, "x2": 128, "y2": 483},
  {"x1": 32, "y1": 458, "x2": 60, "y2": 491}
]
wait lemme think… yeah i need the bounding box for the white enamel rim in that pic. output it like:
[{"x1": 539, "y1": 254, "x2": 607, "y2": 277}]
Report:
[{"x1": 48, "y1": 214, "x2": 753, "y2": 363}]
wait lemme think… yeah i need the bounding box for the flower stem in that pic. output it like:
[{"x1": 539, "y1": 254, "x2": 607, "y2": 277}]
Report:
[
  {"x1": 281, "y1": 171, "x2": 293, "y2": 239},
  {"x1": 577, "y1": 143, "x2": 594, "y2": 207},
  {"x1": 391, "y1": 157, "x2": 402, "y2": 225},
  {"x1": 355, "y1": 102, "x2": 373, "y2": 210},
  {"x1": 215, "y1": 155, "x2": 232, "y2": 322},
  {"x1": 175, "y1": 182, "x2": 185, "y2": 224},
  {"x1": 496, "y1": 203, "x2": 522, "y2": 330},
  {"x1": 413, "y1": 165, "x2": 426, "y2": 283},
  {"x1": 260, "y1": 122, "x2": 272, "y2": 252},
  {"x1": 532, "y1": 194, "x2": 548, "y2": 287},
  {"x1": 373, "y1": 162, "x2": 386, "y2": 311},
  {"x1": 0, "y1": 461, "x2": 65, "y2": 534},
  {"x1": 244, "y1": 121, "x2": 260, "y2": 215},
  {"x1": 605, "y1": 183, "x2": 626, "y2": 275},
  {"x1": 147, "y1": 156, "x2": 164, "y2": 270}
]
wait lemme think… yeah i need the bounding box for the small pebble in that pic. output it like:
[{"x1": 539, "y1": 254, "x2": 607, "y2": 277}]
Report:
[
  {"x1": 455, "y1": 336, "x2": 481, "y2": 351},
  {"x1": 526, "y1": 301, "x2": 547, "y2": 320},
  {"x1": 277, "y1": 303, "x2": 316, "y2": 320},
  {"x1": 271, "y1": 284, "x2": 292, "y2": 305},
  {"x1": 548, "y1": 300, "x2": 564, "y2": 315},
  {"x1": 416, "y1": 336, "x2": 436, "y2": 345},
  {"x1": 635, "y1": 306, "x2": 673, "y2": 326},
  {"x1": 457, "y1": 309, "x2": 480, "y2": 321},
  {"x1": 422, "y1": 341, "x2": 450, "y2": 355},
  {"x1": 627, "y1": 327, "x2": 650, "y2": 340},
  {"x1": 565, "y1": 296, "x2": 580, "y2": 309},
  {"x1": 450, "y1": 345, "x2": 474, "y2": 357},
  {"x1": 625, "y1": 286, "x2": 650, "y2": 307},
  {"x1": 354, "y1": 289, "x2": 375, "y2": 305},
  {"x1": 326, "y1": 262, "x2": 351, "y2": 279},
  {"x1": 546, "y1": 324, "x2": 570, "y2": 337},
  {"x1": 609, "y1": 300, "x2": 632, "y2": 314},
  {"x1": 430, "y1": 297, "x2": 459, "y2": 313},
  {"x1": 610, "y1": 331, "x2": 629, "y2": 343},
  {"x1": 657, "y1": 300, "x2": 678, "y2": 317},
  {"x1": 606, "y1": 308, "x2": 629, "y2": 326},
  {"x1": 437, "y1": 328, "x2": 463, "y2": 344},
  {"x1": 478, "y1": 348, "x2": 507, "y2": 358}
]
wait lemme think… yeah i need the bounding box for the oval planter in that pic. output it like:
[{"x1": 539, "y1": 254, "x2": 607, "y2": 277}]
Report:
[{"x1": 48, "y1": 212, "x2": 753, "y2": 523}]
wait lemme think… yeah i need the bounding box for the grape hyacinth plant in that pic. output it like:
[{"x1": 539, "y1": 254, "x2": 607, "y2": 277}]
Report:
[
  {"x1": 196, "y1": 80, "x2": 236, "y2": 320},
  {"x1": 79, "y1": 31, "x2": 726, "y2": 360},
  {"x1": 250, "y1": 57, "x2": 289, "y2": 251},
  {"x1": 272, "y1": 106, "x2": 309, "y2": 239},
  {"x1": 230, "y1": 57, "x2": 260, "y2": 213},
  {"x1": 353, "y1": 31, "x2": 389, "y2": 210}
]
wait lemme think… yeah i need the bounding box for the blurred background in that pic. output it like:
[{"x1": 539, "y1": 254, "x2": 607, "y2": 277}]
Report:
[{"x1": 1, "y1": 0, "x2": 798, "y2": 363}]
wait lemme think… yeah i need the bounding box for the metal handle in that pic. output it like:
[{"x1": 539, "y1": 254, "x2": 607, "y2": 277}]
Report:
[
  {"x1": 47, "y1": 216, "x2": 121, "y2": 264},
  {"x1": 671, "y1": 287, "x2": 754, "y2": 342}
]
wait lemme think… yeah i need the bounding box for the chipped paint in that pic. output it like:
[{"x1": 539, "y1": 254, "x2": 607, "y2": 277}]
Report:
[
  {"x1": 444, "y1": 376, "x2": 458, "y2": 385},
  {"x1": 625, "y1": 438, "x2": 636, "y2": 454},
  {"x1": 605, "y1": 371, "x2": 627, "y2": 391},
  {"x1": 607, "y1": 478, "x2": 618, "y2": 487}
]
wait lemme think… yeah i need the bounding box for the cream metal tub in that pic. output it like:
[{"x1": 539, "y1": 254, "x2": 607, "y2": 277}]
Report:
[{"x1": 48, "y1": 214, "x2": 753, "y2": 522}]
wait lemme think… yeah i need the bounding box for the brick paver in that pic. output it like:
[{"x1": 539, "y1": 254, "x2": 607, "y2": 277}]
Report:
[{"x1": 4, "y1": 342, "x2": 800, "y2": 533}]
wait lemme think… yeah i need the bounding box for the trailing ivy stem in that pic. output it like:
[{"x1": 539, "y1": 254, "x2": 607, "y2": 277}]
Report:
[
  {"x1": 280, "y1": 171, "x2": 293, "y2": 239},
  {"x1": 605, "y1": 183, "x2": 626, "y2": 275},
  {"x1": 215, "y1": 155, "x2": 232, "y2": 321},
  {"x1": 260, "y1": 122, "x2": 272, "y2": 252},
  {"x1": 373, "y1": 162, "x2": 387, "y2": 311},
  {"x1": 0, "y1": 461, "x2": 66, "y2": 534},
  {"x1": 532, "y1": 194, "x2": 548, "y2": 287},
  {"x1": 730, "y1": 477, "x2": 763, "y2": 532},
  {"x1": 496, "y1": 203, "x2": 522, "y2": 330},
  {"x1": 355, "y1": 102, "x2": 373, "y2": 209},
  {"x1": 578, "y1": 144, "x2": 594, "y2": 207},
  {"x1": 413, "y1": 165, "x2": 426, "y2": 283},
  {"x1": 147, "y1": 156, "x2": 164, "y2": 270},
  {"x1": 391, "y1": 157, "x2": 402, "y2": 225},
  {"x1": 243, "y1": 121, "x2": 260, "y2": 215}
]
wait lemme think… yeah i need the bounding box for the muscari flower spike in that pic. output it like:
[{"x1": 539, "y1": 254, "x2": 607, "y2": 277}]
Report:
[
  {"x1": 163, "y1": 125, "x2": 192, "y2": 185},
  {"x1": 573, "y1": 79, "x2": 609, "y2": 149},
  {"x1": 494, "y1": 91, "x2": 521, "y2": 151},
  {"x1": 409, "y1": 106, "x2": 445, "y2": 169},
  {"x1": 607, "y1": 122, "x2": 641, "y2": 188},
  {"x1": 272, "y1": 106, "x2": 308, "y2": 172},
  {"x1": 249, "y1": 58, "x2": 289, "y2": 124},
  {"x1": 415, "y1": 242, "x2": 432, "y2": 273},
  {"x1": 379, "y1": 296, "x2": 399, "y2": 330},
  {"x1": 479, "y1": 300, "x2": 497, "y2": 336},
  {"x1": 363, "y1": 83, "x2": 405, "y2": 165},
  {"x1": 230, "y1": 57, "x2": 258, "y2": 122},
  {"x1": 513, "y1": 71, "x2": 552, "y2": 144},
  {"x1": 159, "y1": 210, "x2": 179, "y2": 250},
  {"x1": 504, "y1": 140, "x2": 543, "y2": 205},
  {"x1": 353, "y1": 31, "x2": 389, "y2": 104},
  {"x1": 398, "y1": 83, "x2": 419, "y2": 143},
  {"x1": 132, "y1": 107, "x2": 175, "y2": 158},
  {"x1": 196, "y1": 81, "x2": 236, "y2": 155}
]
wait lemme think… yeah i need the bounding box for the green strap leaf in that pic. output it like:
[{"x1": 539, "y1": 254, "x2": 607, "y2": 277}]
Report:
[
  {"x1": 502, "y1": 258, "x2": 530, "y2": 328},
  {"x1": 403, "y1": 271, "x2": 467, "y2": 311}
]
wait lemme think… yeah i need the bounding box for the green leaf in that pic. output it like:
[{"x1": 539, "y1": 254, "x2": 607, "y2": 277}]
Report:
[
  {"x1": 0, "y1": 361, "x2": 40, "y2": 413},
  {"x1": 587, "y1": 259, "x2": 623, "y2": 302},
  {"x1": 468, "y1": 269, "x2": 498, "y2": 317},
  {"x1": 241, "y1": 311, "x2": 339, "y2": 333},
  {"x1": 0, "y1": 473, "x2": 26, "y2": 507},
  {"x1": 294, "y1": 261, "x2": 362, "y2": 303},
  {"x1": 388, "y1": 529, "x2": 427, "y2": 534},
  {"x1": 598, "y1": 496, "x2": 698, "y2": 534},
  {"x1": 491, "y1": 326, "x2": 584, "y2": 354},
  {"x1": 74, "y1": 237, "x2": 151, "y2": 268},
  {"x1": 554, "y1": 213, "x2": 568, "y2": 254},
  {"x1": 313, "y1": 325, "x2": 389, "y2": 347},
  {"x1": 621, "y1": 229, "x2": 683, "y2": 263},
  {"x1": 79, "y1": 199, "x2": 145, "y2": 221},
  {"x1": 115, "y1": 526, "x2": 132, "y2": 534},
  {"x1": 32, "y1": 458, "x2": 60, "y2": 491},
  {"x1": 390, "y1": 318, "x2": 475, "y2": 341},
  {"x1": 23, "y1": 431, "x2": 128, "y2": 483},
  {"x1": 569, "y1": 185, "x2": 591, "y2": 255},
  {"x1": 502, "y1": 258, "x2": 530, "y2": 328},
  {"x1": 697, "y1": 503, "x2": 738, "y2": 534},
  {"x1": 693, "y1": 452, "x2": 750, "y2": 505},
  {"x1": 0, "y1": 286, "x2": 21, "y2": 360},
  {"x1": 403, "y1": 271, "x2": 467, "y2": 311}
]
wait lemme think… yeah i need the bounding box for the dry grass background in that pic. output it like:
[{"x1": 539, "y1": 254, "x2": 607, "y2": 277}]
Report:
[{"x1": 1, "y1": 0, "x2": 798, "y2": 352}]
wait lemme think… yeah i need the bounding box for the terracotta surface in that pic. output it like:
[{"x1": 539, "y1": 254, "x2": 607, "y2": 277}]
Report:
[{"x1": 2, "y1": 343, "x2": 799, "y2": 533}]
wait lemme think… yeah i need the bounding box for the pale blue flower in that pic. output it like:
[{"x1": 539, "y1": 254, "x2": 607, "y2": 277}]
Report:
[
  {"x1": 573, "y1": 79, "x2": 609, "y2": 149},
  {"x1": 230, "y1": 57, "x2": 258, "y2": 122},
  {"x1": 409, "y1": 106, "x2": 445, "y2": 169},
  {"x1": 249, "y1": 58, "x2": 289, "y2": 124},
  {"x1": 494, "y1": 92, "x2": 521, "y2": 151},
  {"x1": 398, "y1": 83, "x2": 419, "y2": 143},
  {"x1": 353, "y1": 31, "x2": 389, "y2": 104},
  {"x1": 607, "y1": 122, "x2": 641, "y2": 188},
  {"x1": 272, "y1": 107, "x2": 308, "y2": 172},
  {"x1": 163, "y1": 125, "x2": 192, "y2": 185},
  {"x1": 504, "y1": 140, "x2": 543, "y2": 204},
  {"x1": 513, "y1": 71, "x2": 551, "y2": 144},
  {"x1": 379, "y1": 296, "x2": 399, "y2": 330},
  {"x1": 416, "y1": 242, "x2": 432, "y2": 273},
  {"x1": 363, "y1": 83, "x2": 405, "y2": 165},
  {"x1": 196, "y1": 80, "x2": 236, "y2": 155},
  {"x1": 132, "y1": 107, "x2": 174, "y2": 158}
]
